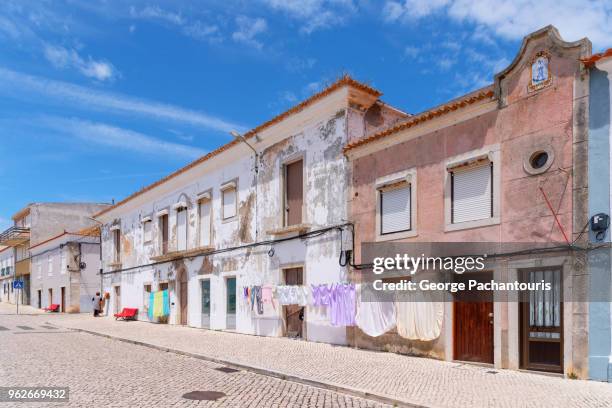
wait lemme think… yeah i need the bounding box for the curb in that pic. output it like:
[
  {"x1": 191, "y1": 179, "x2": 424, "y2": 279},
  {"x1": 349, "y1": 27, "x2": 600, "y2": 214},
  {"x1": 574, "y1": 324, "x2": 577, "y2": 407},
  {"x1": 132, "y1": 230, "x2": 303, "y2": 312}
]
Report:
[{"x1": 48, "y1": 321, "x2": 426, "y2": 408}]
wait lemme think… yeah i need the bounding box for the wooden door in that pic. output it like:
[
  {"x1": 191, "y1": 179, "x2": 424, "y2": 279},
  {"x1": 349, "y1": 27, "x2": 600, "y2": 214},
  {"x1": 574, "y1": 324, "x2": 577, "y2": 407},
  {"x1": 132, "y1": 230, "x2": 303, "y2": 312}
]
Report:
[
  {"x1": 60, "y1": 287, "x2": 65, "y2": 312},
  {"x1": 520, "y1": 268, "x2": 563, "y2": 373},
  {"x1": 284, "y1": 267, "x2": 304, "y2": 338},
  {"x1": 454, "y1": 301, "x2": 494, "y2": 363},
  {"x1": 285, "y1": 160, "x2": 303, "y2": 226},
  {"x1": 161, "y1": 214, "x2": 169, "y2": 254}
]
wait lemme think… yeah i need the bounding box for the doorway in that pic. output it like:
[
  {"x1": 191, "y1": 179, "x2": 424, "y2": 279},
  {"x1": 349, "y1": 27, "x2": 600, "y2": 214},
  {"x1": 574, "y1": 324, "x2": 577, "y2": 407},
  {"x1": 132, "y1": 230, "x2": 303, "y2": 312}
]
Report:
[
  {"x1": 520, "y1": 268, "x2": 563, "y2": 373},
  {"x1": 177, "y1": 269, "x2": 188, "y2": 325},
  {"x1": 283, "y1": 267, "x2": 304, "y2": 339},
  {"x1": 114, "y1": 285, "x2": 121, "y2": 314},
  {"x1": 60, "y1": 287, "x2": 65, "y2": 312},
  {"x1": 453, "y1": 271, "x2": 494, "y2": 364},
  {"x1": 225, "y1": 277, "x2": 236, "y2": 330},
  {"x1": 48, "y1": 288, "x2": 53, "y2": 307},
  {"x1": 37, "y1": 290, "x2": 41, "y2": 309},
  {"x1": 201, "y1": 280, "x2": 211, "y2": 328}
]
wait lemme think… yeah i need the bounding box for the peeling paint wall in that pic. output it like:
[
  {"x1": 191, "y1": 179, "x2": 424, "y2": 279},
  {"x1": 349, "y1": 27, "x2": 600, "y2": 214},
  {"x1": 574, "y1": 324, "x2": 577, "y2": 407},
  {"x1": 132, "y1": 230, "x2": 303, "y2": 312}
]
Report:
[{"x1": 97, "y1": 87, "x2": 394, "y2": 345}]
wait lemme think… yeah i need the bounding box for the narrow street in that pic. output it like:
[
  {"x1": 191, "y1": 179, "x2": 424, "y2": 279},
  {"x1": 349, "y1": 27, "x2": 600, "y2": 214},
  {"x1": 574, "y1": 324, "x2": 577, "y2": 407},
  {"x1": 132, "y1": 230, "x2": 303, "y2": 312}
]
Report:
[
  {"x1": 0, "y1": 311, "x2": 387, "y2": 407},
  {"x1": 2, "y1": 304, "x2": 612, "y2": 407}
]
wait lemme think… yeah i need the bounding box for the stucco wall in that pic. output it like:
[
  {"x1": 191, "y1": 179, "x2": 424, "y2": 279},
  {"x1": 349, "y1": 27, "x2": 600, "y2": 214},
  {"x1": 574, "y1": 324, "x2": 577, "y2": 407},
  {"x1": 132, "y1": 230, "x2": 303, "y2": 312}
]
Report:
[
  {"x1": 348, "y1": 29, "x2": 590, "y2": 376},
  {"x1": 97, "y1": 91, "x2": 394, "y2": 344}
]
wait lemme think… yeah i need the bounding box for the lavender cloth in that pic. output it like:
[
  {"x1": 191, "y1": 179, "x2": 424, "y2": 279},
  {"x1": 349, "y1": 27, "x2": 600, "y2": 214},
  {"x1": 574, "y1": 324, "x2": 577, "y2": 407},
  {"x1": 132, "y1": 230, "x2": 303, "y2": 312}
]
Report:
[{"x1": 329, "y1": 284, "x2": 356, "y2": 327}]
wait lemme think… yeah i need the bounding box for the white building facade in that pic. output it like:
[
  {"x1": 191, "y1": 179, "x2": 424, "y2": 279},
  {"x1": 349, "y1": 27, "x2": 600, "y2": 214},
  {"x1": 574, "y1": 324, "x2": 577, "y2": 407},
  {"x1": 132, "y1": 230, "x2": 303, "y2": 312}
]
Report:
[
  {"x1": 0, "y1": 247, "x2": 14, "y2": 304},
  {"x1": 29, "y1": 231, "x2": 102, "y2": 313},
  {"x1": 96, "y1": 77, "x2": 405, "y2": 344}
]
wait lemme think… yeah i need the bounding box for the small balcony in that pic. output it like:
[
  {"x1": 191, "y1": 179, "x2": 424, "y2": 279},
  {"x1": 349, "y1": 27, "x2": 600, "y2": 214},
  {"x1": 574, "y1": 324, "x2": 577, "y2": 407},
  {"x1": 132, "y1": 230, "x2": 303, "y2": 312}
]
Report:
[{"x1": 0, "y1": 226, "x2": 30, "y2": 247}]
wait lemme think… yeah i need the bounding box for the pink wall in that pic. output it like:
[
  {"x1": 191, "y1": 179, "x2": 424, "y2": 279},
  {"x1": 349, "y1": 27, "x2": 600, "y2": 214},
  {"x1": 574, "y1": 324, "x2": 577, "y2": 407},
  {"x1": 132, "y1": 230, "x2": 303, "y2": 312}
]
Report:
[{"x1": 349, "y1": 52, "x2": 579, "y2": 251}]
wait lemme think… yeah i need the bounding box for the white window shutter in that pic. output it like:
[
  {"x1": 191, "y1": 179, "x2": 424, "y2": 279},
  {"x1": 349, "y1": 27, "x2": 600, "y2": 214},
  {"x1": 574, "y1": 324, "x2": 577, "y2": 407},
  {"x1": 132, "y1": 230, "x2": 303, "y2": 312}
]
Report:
[
  {"x1": 199, "y1": 200, "x2": 211, "y2": 246},
  {"x1": 143, "y1": 221, "x2": 152, "y2": 242},
  {"x1": 381, "y1": 185, "x2": 411, "y2": 234},
  {"x1": 452, "y1": 164, "x2": 492, "y2": 223},
  {"x1": 223, "y1": 188, "x2": 236, "y2": 219},
  {"x1": 177, "y1": 209, "x2": 187, "y2": 251}
]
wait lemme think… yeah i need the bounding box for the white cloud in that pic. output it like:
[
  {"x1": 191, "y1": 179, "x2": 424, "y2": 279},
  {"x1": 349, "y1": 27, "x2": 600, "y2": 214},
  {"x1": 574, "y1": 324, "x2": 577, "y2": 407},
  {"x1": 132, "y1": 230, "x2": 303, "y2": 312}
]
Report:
[
  {"x1": 383, "y1": 0, "x2": 612, "y2": 49},
  {"x1": 232, "y1": 16, "x2": 267, "y2": 49},
  {"x1": 262, "y1": 0, "x2": 356, "y2": 34},
  {"x1": 183, "y1": 21, "x2": 222, "y2": 43},
  {"x1": 0, "y1": 67, "x2": 247, "y2": 133},
  {"x1": 44, "y1": 44, "x2": 118, "y2": 81},
  {"x1": 129, "y1": 5, "x2": 184, "y2": 25},
  {"x1": 404, "y1": 45, "x2": 420, "y2": 58},
  {"x1": 43, "y1": 117, "x2": 207, "y2": 160}
]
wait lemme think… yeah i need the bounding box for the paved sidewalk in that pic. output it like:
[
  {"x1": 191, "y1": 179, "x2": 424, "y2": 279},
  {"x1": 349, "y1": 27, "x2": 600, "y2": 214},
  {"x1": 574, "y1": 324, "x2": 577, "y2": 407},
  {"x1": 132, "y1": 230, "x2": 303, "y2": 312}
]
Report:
[
  {"x1": 0, "y1": 303, "x2": 45, "y2": 315},
  {"x1": 37, "y1": 310, "x2": 612, "y2": 408}
]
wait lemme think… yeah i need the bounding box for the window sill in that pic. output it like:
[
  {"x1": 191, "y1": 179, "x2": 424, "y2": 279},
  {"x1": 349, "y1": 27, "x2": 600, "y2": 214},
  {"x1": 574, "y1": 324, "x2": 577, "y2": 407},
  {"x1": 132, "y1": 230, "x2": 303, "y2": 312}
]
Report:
[
  {"x1": 376, "y1": 229, "x2": 418, "y2": 242},
  {"x1": 267, "y1": 223, "x2": 311, "y2": 237},
  {"x1": 150, "y1": 246, "x2": 215, "y2": 262},
  {"x1": 445, "y1": 217, "x2": 500, "y2": 232}
]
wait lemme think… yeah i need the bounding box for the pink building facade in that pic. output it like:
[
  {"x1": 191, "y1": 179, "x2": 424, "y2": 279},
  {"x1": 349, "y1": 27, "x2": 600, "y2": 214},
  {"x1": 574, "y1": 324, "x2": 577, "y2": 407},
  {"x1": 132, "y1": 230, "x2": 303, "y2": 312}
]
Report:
[{"x1": 344, "y1": 27, "x2": 591, "y2": 377}]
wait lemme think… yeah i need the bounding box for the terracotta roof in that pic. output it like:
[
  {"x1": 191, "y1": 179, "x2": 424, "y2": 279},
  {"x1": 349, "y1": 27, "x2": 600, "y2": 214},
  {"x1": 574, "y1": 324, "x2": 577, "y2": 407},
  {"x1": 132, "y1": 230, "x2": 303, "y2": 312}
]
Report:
[
  {"x1": 76, "y1": 225, "x2": 101, "y2": 237},
  {"x1": 29, "y1": 228, "x2": 100, "y2": 250},
  {"x1": 582, "y1": 48, "x2": 612, "y2": 67},
  {"x1": 11, "y1": 206, "x2": 31, "y2": 221},
  {"x1": 95, "y1": 75, "x2": 381, "y2": 218},
  {"x1": 343, "y1": 86, "x2": 495, "y2": 153}
]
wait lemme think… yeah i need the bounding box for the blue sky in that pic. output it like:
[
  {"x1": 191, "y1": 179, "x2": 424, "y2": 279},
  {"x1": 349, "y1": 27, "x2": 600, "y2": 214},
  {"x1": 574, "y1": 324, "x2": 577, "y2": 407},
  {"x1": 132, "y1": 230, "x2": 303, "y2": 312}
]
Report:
[{"x1": 1, "y1": 0, "x2": 610, "y2": 230}]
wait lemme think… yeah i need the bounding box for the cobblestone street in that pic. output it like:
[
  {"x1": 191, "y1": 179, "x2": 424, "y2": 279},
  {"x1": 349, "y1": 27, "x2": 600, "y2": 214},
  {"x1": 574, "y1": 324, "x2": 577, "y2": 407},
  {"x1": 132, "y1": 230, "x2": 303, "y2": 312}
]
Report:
[
  {"x1": 0, "y1": 312, "x2": 387, "y2": 408},
  {"x1": 3, "y1": 304, "x2": 612, "y2": 407}
]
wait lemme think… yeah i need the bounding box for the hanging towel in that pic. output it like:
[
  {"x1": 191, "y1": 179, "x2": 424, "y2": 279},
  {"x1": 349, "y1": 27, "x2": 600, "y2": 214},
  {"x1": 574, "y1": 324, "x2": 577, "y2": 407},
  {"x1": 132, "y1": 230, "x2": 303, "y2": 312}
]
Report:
[
  {"x1": 311, "y1": 284, "x2": 332, "y2": 306},
  {"x1": 329, "y1": 284, "x2": 356, "y2": 327},
  {"x1": 276, "y1": 285, "x2": 309, "y2": 306},
  {"x1": 355, "y1": 284, "x2": 396, "y2": 337},
  {"x1": 162, "y1": 289, "x2": 170, "y2": 316},
  {"x1": 151, "y1": 289, "x2": 170, "y2": 318},
  {"x1": 252, "y1": 286, "x2": 264, "y2": 315},
  {"x1": 395, "y1": 290, "x2": 443, "y2": 341},
  {"x1": 261, "y1": 285, "x2": 276, "y2": 310},
  {"x1": 148, "y1": 291, "x2": 155, "y2": 320}
]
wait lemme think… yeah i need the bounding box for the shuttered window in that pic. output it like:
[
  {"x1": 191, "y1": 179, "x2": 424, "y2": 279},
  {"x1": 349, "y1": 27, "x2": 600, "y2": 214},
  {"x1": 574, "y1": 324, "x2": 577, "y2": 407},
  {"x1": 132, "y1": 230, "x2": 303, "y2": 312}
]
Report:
[
  {"x1": 380, "y1": 184, "x2": 411, "y2": 234},
  {"x1": 451, "y1": 163, "x2": 493, "y2": 224},
  {"x1": 284, "y1": 160, "x2": 303, "y2": 226},
  {"x1": 176, "y1": 207, "x2": 187, "y2": 251},
  {"x1": 222, "y1": 187, "x2": 237, "y2": 219},
  {"x1": 143, "y1": 220, "x2": 152, "y2": 242},
  {"x1": 199, "y1": 199, "x2": 211, "y2": 246}
]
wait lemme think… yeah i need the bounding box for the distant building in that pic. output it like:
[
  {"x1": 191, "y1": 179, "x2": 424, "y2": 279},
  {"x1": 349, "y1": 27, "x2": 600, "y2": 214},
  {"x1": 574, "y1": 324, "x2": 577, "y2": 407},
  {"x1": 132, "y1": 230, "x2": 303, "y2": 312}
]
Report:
[
  {"x1": 0, "y1": 246, "x2": 14, "y2": 303},
  {"x1": 29, "y1": 226, "x2": 102, "y2": 313},
  {"x1": 0, "y1": 202, "x2": 109, "y2": 306}
]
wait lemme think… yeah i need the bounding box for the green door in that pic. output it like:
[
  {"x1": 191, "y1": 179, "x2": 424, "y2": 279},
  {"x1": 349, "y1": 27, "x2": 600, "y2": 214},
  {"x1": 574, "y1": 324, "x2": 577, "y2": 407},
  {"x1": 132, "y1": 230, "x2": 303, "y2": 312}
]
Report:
[
  {"x1": 226, "y1": 277, "x2": 236, "y2": 330},
  {"x1": 201, "y1": 280, "x2": 210, "y2": 328}
]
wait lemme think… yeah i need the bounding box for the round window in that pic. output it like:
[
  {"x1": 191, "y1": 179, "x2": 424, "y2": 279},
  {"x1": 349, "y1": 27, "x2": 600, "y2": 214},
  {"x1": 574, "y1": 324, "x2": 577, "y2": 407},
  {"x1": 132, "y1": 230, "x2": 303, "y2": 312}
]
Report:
[
  {"x1": 524, "y1": 148, "x2": 554, "y2": 175},
  {"x1": 530, "y1": 151, "x2": 549, "y2": 169}
]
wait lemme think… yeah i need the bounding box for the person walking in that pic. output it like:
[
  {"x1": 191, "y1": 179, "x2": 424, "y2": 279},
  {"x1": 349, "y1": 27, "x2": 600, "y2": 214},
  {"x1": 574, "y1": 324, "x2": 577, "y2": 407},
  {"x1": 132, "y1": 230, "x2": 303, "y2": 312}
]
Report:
[{"x1": 92, "y1": 292, "x2": 101, "y2": 317}]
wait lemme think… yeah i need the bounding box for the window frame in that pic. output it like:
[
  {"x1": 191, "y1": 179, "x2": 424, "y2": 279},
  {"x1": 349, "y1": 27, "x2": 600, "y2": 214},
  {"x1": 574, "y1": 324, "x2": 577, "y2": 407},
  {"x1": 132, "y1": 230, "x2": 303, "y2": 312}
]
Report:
[
  {"x1": 197, "y1": 190, "x2": 213, "y2": 247},
  {"x1": 282, "y1": 156, "x2": 305, "y2": 227},
  {"x1": 220, "y1": 179, "x2": 238, "y2": 221},
  {"x1": 444, "y1": 145, "x2": 501, "y2": 232},
  {"x1": 375, "y1": 168, "x2": 418, "y2": 242}
]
